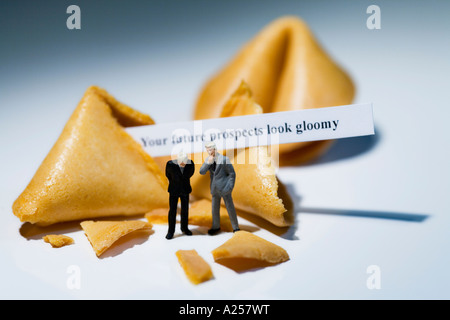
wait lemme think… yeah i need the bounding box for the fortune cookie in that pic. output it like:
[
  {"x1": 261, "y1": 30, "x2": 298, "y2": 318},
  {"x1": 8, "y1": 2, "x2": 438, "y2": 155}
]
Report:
[
  {"x1": 13, "y1": 86, "x2": 168, "y2": 226},
  {"x1": 194, "y1": 16, "x2": 355, "y2": 165},
  {"x1": 191, "y1": 81, "x2": 293, "y2": 227}
]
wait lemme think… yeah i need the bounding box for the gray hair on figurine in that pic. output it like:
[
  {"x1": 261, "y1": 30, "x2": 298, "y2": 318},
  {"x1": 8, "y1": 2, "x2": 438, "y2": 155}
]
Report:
[
  {"x1": 177, "y1": 151, "x2": 188, "y2": 164},
  {"x1": 205, "y1": 141, "x2": 216, "y2": 150}
]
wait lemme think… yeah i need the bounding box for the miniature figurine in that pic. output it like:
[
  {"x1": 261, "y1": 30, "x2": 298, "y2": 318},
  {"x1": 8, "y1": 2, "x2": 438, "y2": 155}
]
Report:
[
  {"x1": 199, "y1": 141, "x2": 240, "y2": 234},
  {"x1": 165, "y1": 152, "x2": 195, "y2": 239}
]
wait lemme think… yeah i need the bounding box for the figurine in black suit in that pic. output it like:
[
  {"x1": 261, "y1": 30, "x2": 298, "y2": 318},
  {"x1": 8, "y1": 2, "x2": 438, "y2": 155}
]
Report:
[{"x1": 165, "y1": 152, "x2": 195, "y2": 239}]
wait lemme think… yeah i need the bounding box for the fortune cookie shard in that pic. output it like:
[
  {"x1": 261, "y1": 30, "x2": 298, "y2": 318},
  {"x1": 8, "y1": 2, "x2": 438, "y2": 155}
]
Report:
[
  {"x1": 212, "y1": 231, "x2": 289, "y2": 271},
  {"x1": 144, "y1": 200, "x2": 234, "y2": 231},
  {"x1": 189, "y1": 199, "x2": 233, "y2": 231},
  {"x1": 191, "y1": 82, "x2": 293, "y2": 227},
  {"x1": 194, "y1": 16, "x2": 355, "y2": 165},
  {"x1": 13, "y1": 86, "x2": 168, "y2": 226},
  {"x1": 81, "y1": 220, "x2": 152, "y2": 257},
  {"x1": 176, "y1": 250, "x2": 214, "y2": 285},
  {"x1": 145, "y1": 207, "x2": 170, "y2": 224},
  {"x1": 43, "y1": 234, "x2": 74, "y2": 248}
]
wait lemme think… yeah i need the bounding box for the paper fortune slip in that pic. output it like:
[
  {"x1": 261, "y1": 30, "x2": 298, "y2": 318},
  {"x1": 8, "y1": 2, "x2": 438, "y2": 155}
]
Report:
[{"x1": 125, "y1": 103, "x2": 374, "y2": 157}]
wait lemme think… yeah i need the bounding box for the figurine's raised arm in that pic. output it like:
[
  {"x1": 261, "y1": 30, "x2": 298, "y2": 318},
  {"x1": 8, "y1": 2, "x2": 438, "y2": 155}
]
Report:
[
  {"x1": 199, "y1": 141, "x2": 216, "y2": 175},
  {"x1": 165, "y1": 152, "x2": 194, "y2": 240}
]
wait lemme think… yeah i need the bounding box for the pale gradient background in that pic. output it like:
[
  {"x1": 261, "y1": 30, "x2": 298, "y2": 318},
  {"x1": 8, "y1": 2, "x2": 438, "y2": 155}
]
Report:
[{"x1": 1, "y1": 0, "x2": 449, "y2": 299}]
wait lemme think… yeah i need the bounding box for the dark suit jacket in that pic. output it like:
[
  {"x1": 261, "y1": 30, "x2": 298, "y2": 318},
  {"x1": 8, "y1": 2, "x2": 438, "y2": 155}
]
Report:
[{"x1": 165, "y1": 160, "x2": 195, "y2": 195}]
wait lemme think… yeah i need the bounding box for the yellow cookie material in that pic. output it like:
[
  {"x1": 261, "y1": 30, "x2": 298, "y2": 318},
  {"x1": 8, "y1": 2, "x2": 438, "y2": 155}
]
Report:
[
  {"x1": 145, "y1": 207, "x2": 170, "y2": 224},
  {"x1": 13, "y1": 86, "x2": 168, "y2": 226},
  {"x1": 144, "y1": 200, "x2": 233, "y2": 231},
  {"x1": 80, "y1": 220, "x2": 152, "y2": 257},
  {"x1": 212, "y1": 231, "x2": 289, "y2": 271},
  {"x1": 43, "y1": 234, "x2": 74, "y2": 248},
  {"x1": 176, "y1": 249, "x2": 214, "y2": 285},
  {"x1": 189, "y1": 199, "x2": 233, "y2": 231},
  {"x1": 191, "y1": 82, "x2": 293, "y2": 227},
  {"x1": 194, "y1": 16, "x2": 354, "y2": 165}
]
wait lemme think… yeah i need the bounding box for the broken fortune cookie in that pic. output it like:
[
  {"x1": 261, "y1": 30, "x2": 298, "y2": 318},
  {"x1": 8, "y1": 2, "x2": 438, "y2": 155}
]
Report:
[
  {"x1": 190, "y1": 81, "x2": 293, "y2": 227},
  {"x1": 13, "y1": 86, "x2": 168, "y2": 226}
]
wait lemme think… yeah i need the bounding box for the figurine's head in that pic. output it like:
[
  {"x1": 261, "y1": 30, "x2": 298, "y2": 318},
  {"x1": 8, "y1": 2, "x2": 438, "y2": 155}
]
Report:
[
  {"x1": 205, "y1": 141, "x2": 216, "y2": 157},
  {"x1": 177, "y1": 152, "x2": 188, "y2": 167}
]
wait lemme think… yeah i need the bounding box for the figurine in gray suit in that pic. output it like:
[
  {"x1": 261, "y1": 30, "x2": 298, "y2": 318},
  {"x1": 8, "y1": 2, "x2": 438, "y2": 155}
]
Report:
[{"x1": 199, "y1": 141, "x2": 240, "y2": 235}]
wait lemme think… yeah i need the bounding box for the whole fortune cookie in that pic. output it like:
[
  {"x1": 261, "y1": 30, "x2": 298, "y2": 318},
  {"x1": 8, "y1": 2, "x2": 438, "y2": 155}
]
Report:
[{"x1": 193, "y1": 16, "x2": 355, "y2": 166}]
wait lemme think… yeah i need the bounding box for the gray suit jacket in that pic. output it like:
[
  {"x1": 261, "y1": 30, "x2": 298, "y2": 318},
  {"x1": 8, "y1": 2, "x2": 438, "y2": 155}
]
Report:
[{"x1": 199, "y1": 153, "x2": 235, "y2": 195}]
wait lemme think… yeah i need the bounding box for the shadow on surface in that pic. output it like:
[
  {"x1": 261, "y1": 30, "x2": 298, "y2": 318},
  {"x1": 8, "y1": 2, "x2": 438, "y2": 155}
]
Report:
[
  {"x1": 215, "y1": 258, "x2": 288, "y2": 274},
  {"x1": 263, "y1": 179, "x2": 429, "y2": 241},
  {"x1": 306, "y1": 130, "x2": 381, "y2": 166},
  {"x1": 99, "y1": 228, "x2": 154, "y2": 259},
  {"x1": 299, "y1": 207, "x2": 429, "y2": 222},
  {"x1": 19, "y1": 220, "x2": 82, "y2": 240},
  {"x1": 19, "y1": 214, "x2": 146, "y2": 239}
]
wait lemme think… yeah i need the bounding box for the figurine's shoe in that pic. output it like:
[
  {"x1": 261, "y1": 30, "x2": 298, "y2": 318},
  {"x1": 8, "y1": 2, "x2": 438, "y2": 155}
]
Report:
[
  {"x1": 233, "y1": 228, "x2": 241, "y2": 233},
  {"x1": 208, "y1": 228, "x2": 221, "y2": 235},
  {"x1": 166, "y1": 232, "x2": 174, "y2": 240},
  {"x1": 182, "y1": 228, "x2": 193, "y2": 236}
]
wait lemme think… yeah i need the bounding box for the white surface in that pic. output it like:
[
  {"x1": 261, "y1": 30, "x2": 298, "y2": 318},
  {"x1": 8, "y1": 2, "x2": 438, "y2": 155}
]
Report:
[{"x1": 1, "y1": 0, "x2": 449, "y2": 299}]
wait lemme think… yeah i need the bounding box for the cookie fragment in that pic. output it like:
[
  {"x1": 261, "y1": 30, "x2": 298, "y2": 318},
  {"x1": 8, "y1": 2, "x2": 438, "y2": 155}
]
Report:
[
  {"x1": 80, "y1": 220, "x2": 152, "y2": 257},
  {"x1": 43, "y1": 234, "x2": 74, "y2": 248},
  {"x1": 176, "y1": 249, "x2": 213, "y2": 285},
  {"x1": 144, "y1": 200, "x2": 234, "y2": 231},
  {"x1": 212, "y1": 231, "x2": 289, "y2": 272},
  {"x1": 145, "y1": 208, "x2": 169, "y2": 224},
  {"x1": 188, "y1": 199, "x2": 233, "y2": 231}
]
